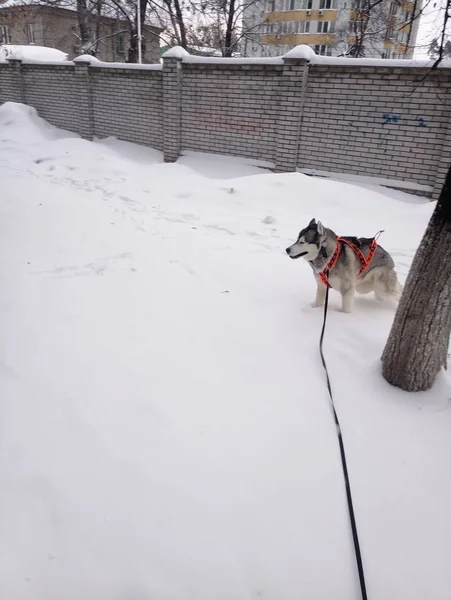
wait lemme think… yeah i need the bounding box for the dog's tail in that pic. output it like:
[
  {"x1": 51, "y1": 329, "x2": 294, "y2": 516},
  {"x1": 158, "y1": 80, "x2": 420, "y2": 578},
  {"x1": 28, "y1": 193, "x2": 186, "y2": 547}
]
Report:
[{"x1": 395, "y1": 280, "x2": 404, "y2": 299}]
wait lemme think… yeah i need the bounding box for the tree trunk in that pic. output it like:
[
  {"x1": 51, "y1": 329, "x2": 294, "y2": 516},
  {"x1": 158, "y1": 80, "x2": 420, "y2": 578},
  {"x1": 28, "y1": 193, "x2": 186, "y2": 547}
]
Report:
[
  {"x1": 381, "y1": 162, "x2": 451, "y2": 391},
  {"x1": 173, "y1": 0, "x2": 187, "y2": 49},
  {"x1": 77, "y1": 0, "x2": 95, "y2": 55},
  {"x1": 224, "y1": 0, "x2": 236, "y2": 57}
]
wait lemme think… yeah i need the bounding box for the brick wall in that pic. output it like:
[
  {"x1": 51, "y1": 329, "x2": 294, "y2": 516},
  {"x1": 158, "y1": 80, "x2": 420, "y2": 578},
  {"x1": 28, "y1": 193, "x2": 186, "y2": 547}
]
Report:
[
  {"x1": 91, "y1": 67, "x2": 163, "y2": 150},
  {"x1": 21, "y1": 64, "x2": 83, "y2": 133},
  {"x1": 298, "y1": 65, "x2": 450, "y2": 191},
  {"x1": 0, "y1": 63, "x2": 22, "y2": 104},
  {"x1": 181, "y1": 63, "x2": 283, "y2": 163},
  {"x1": 1, "y1": 52, "x2": 450, "y2": 198}
]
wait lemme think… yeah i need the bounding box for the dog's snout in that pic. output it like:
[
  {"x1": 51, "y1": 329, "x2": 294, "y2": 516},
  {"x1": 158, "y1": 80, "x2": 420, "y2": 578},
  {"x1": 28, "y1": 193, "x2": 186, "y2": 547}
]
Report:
[{"x1": 285, "y1": 247, "x2": 291, "y2": 255}]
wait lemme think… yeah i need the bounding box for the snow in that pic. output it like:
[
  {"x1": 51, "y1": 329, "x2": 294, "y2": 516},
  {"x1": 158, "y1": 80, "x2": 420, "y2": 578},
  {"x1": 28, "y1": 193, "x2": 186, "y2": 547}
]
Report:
[
  {"x1": 297, "y1": 168, "x2": 434, "y2": 194},
  {"x1": 162, "y1": 45, "x2": 191, "y2": 59},
  {"x1": 283, "y1": 45, "x2": 316, "y2": 61},
  {"x1": 179, "y1": 150, "x2": 274, "y2": 177},
  {"x1": 89, "y1": 61, "x2": 163, "y2": 70},
  {"x1": 161, "y1": 44, "x2": 451, "y2": 68},
  {"x1": 284, "y1": 45, "x2": 451, "y2": 68},
  {"x1": 177, "y1": 55, "x2": 284, "y2": 65},
  {"x1": 0, "y1": 44, "x2": 68, "y2": 63},
  {"x1": 72, "y1": 55, "x2": 162, "y2": 70},
  {"x1": 1, "y1": 101, "x2": 451, "y2": 600},
  {"x1": 73, "y1": 54, "x2": 101, "y2": 64}
]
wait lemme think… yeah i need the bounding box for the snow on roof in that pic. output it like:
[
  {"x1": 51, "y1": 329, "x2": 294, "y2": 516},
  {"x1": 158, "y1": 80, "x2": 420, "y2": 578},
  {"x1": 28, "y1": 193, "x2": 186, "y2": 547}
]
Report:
[{"x1": 0, "y1": 44, "x2": 68, "y2": 62}]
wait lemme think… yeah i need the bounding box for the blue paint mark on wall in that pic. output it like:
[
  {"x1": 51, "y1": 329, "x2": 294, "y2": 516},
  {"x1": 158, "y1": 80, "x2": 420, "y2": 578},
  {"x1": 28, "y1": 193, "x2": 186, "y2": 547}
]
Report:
[{"x1": 383, "y1": 113, "x2": 400, "y2": 124}]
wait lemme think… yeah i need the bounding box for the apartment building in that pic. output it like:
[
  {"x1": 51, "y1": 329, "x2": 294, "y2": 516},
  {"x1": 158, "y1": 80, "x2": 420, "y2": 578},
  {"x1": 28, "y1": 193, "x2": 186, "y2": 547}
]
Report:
[{"x1": 242, "y1": 0, "x2": 421, "y2": 59}]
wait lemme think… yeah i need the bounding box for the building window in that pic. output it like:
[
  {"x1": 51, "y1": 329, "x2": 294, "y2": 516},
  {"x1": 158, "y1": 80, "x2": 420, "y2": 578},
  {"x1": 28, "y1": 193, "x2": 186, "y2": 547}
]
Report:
[
  {"x1": 317, "y1": 20, "x2": 335, "y2": 33},
  {"x1": 385, "y1": 26, "x2": 394, "y2": 39},
  {"x1": 0, "y1": 26, "x2": 10, "y2": 44},
  {"x1": 27, "y1": 23, "x2": 35, "y2": 44},
  {"x1": 294, "y1": 0, "x2": 312, "y2": 8},
  {"x1": 319, "y1": 0, "x2": 338, "y2": 9},
  {"x1": 116, "y1": 33, "x2": 125, "y2": 54},
  {"x1": 314, "y1": 44, "x2": 332, "y2": 55},
  {"x1": 296, "y1": 20, "x2": 310, "y2": 33},
  {"x1": 389, "y1": 2, "x2": 398, "y2": 15},
  {"x1": 266, "y1": 0, "x2": 276, "y2": 11},
  {"x1": 397, "y1": 30, "x2": 407, "y2": 44},
  {"x1": 277, "y1": 0, "x2": 312, "y2": 10},
  {"x1": 275, "y1": 21, "x2": 312, "y2": 34}
]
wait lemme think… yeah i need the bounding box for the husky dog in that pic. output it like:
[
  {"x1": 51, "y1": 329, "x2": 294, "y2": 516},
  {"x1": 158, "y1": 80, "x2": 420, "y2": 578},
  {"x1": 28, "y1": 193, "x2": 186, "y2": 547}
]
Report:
[{"x1": 286, "y1": 219, "x2": 403, "y2": 313}]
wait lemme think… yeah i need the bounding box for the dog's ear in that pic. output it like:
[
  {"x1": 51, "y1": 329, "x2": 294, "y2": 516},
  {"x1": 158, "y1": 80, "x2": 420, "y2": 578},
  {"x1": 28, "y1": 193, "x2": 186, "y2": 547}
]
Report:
[
  {"x1": 309, "y1": 218, "x2": 316, "y2": 227},
  {"x1": 317, "y1": 221, "x2": 325, "y2": 236}
]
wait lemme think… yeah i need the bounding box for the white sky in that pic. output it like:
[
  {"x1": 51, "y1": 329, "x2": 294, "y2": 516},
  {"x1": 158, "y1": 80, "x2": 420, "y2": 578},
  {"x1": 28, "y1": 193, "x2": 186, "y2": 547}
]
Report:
[{"x1": 415, "y1": 0, "x2": 448, "y2": 57}]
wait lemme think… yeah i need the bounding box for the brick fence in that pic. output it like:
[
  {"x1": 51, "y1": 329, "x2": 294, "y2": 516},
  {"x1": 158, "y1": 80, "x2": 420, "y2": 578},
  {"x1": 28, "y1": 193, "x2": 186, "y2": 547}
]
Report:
[{"x1": 1, "y1": 49, "x2": 450, "y2": 198}]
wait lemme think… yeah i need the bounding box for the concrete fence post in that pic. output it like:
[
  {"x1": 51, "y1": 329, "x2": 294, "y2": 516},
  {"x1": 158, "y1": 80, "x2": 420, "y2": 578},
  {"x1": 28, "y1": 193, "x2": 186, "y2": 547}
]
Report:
[
  {"x1": 7, "y1": 58, "x2": 25, "y2": 104},
  {"x1": 275, "y1": 55, "x2": 310, "y2": 172},
  {"x1": 162, "y1": 48, "x2": 187, "y2": 163},
  {"x1": 73, "y1": 58, "x2": 94, "y2": 140}
]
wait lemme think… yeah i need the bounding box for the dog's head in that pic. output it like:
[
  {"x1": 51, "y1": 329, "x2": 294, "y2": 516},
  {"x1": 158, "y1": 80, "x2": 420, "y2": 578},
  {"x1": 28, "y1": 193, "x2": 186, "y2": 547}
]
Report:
[{"x1": 286, "y1": 218, "x2": 326, "y2": 261}]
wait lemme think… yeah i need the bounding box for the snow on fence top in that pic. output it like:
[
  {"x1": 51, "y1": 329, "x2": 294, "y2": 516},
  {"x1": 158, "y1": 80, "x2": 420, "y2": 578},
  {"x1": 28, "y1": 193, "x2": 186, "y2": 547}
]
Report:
[
  {"x1": 162, "y1": 44, "x2": 451, "y2": 69},
  {"x1": 3, "y1": 52, "x2": 162, "y2": 70},
  {"x1": 73, "y1": 55, "x2": 163, "y2": 70},
  {"x1": 3, "y1": 43, "x2": 450, "y2": 70}
]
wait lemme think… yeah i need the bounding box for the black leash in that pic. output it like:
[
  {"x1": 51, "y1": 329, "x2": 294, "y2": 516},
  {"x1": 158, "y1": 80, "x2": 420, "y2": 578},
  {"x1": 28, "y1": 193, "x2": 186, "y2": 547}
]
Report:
[{"x1": 319, "y1": 280, "x2": 368, "y2": 600}]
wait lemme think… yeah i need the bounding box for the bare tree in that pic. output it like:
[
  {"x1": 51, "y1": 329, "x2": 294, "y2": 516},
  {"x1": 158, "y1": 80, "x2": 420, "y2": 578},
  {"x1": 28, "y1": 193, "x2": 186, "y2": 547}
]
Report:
[
  {"x1": 333, "y1": 0, "x2": 388, "y2": 57},
  {"x1": 332, "y1": 0, "x2": 419, "y2": 58},
  {"x1": 76, "y1": 0, "x2": 96, "y2": 53},
  {"x1": 381, "y1": 1, "x2": 451, "y2": 391},
  {"x1": 161, "y1": 0, "x2": 188, "y2": 48},
  {"x1": 429, "y1": 36, "x2": 451, "y2": 58},
  {"x1": 186, "y1": 0, "x2": 262, "y2": 56}
]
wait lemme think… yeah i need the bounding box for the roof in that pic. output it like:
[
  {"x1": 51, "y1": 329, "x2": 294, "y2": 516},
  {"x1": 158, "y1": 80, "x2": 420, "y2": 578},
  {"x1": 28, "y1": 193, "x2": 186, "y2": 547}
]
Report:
[{"x1": 0, "y1": 0, "x2": 164, "y2": 29}]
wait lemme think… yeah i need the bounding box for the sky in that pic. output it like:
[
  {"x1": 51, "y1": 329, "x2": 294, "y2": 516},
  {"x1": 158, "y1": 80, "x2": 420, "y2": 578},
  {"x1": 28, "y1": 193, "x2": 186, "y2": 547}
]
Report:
[{"x1": 414, "y1": 0, "x2": 448, "y2": 57}]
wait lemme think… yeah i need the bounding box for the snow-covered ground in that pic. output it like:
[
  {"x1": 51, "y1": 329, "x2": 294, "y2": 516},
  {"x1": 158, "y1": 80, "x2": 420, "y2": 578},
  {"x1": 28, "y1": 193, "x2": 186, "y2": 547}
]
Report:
[{"x1": 1, "y1": 102, "x2": 450, "y2": 600}]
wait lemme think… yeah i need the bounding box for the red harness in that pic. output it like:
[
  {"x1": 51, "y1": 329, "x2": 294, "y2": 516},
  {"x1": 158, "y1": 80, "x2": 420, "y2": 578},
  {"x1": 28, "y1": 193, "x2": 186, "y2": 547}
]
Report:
[{"x1": 318, "y1": 231, "x2": 384, "y2": 289}]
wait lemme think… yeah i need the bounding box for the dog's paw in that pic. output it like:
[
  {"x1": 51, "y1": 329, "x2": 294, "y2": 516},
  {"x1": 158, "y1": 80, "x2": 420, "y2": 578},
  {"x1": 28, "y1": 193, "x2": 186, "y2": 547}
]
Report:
[{"x1": 310, "y1": 302, "x2": 324, "y2": 308}]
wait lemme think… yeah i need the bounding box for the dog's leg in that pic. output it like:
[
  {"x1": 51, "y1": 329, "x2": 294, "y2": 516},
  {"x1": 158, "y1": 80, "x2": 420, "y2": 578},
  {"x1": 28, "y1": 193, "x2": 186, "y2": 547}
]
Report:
[
  {"x1": 311, "y1": 278, "x2": 327, "y2": 308},
  {"x1": 375, "y1": 269, "x2": 403, "y2": 302},
  {"x1": 340, "y1": 287, "x2": 355, "y2": 313}
]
